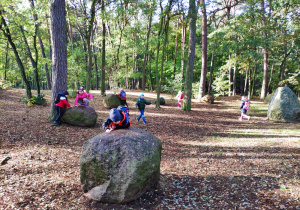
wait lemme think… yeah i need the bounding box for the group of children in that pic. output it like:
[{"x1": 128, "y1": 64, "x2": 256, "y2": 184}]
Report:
[{"x1": 53, "y1": 86, "x2": 251, "y2": 128}]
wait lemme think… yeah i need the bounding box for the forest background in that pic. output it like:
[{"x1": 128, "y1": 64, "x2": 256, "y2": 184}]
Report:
[{"x1": 0, "y1": 0, "x2": 299, "y2": 110}]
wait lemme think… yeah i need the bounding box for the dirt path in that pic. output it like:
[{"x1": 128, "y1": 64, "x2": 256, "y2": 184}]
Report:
[{"x1": 0, "y1": 89, "x2": 299, "y2": 209}]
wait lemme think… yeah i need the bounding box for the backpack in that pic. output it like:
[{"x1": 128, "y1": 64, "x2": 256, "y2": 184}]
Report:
[
  {"x1": 243, "y1": 101, "x2": 250, "y2": 110},
  {"x1": 117, "y1": 106, "x2": 130, "y2": 126},
  {"x1": 121, "y1": 91, "x2": 126, "y2": 98}
]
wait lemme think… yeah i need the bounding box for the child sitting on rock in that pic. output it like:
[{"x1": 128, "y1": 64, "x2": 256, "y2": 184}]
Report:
[
  {"x1": 103, "y1": 107, "x2": 131, "y2": 132},
  {"x1": 53, "y1": 91, "x2": 71, "y2": 126},
  {"x1": 75, "y1": 87, "x2": 93, "y2": 106}
]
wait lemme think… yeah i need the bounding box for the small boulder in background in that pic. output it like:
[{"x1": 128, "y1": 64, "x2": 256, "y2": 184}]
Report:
[
  {"x1": 153, "y1": 97, "x2": 165, "y2": 105},
  {"x1": 103, "y1": 94, "x2": 121, "y2": 108},
  {"x1": 201, "y1": 95, "x2": 214, "y2": 104},
  {"x1": 62, "y1": 106, "x2": 98, "y2": 127},
  {"x1": 268, "y1": 86, "x2": 300, "y2": 121},
  {"x1": 80, "y1": 128, "x2": 162, "y2": 204}
]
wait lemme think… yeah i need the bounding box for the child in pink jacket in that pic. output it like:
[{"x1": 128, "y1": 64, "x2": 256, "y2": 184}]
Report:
[{"x1": 75, "y1": 87, "x2": 93, "y2": 106}]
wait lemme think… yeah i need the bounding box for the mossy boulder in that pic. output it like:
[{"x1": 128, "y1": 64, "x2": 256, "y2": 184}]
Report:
[
  {"x1": 103, "y1": 94, "x2": 121, "y2": 108},
  {"x1": 62, "y1": 106, "x2": 97, "y2": 127},
  {"x1": 267, "y1": 86, "x2": 300, "y2": 121},
  {"x1": 80, "y1": 128, "x2": 162, "y2": 204},
  {"x1": 201, "y1": 95, "x2": 214, "y2": 104},
  {"x1": 153, "y1": 97, "x2": 165, "y2": 105}
]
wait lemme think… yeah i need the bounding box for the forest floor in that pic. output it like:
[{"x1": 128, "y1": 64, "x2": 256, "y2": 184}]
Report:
[{"x1": 0, "y1": 89, "x2": 299, "y2": 209}]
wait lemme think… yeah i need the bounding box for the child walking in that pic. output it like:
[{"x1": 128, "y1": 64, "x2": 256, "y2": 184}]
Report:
[
  {"x1": 103, "y1": 107, "x2": 131, "y2": 132},
  {"x1": 116, "y1": 88, "x2": 128, "y2": 107},
  {"x1": 53, "y1": 91, "x2": 71, "y2": 126},
  {"x1": 75, "y1": 87, "x2": 93, "y2": 106},
  {"x1": 136, "y1": 93, "x2": 151, "y2": 124},
  {"x1": 239, "y1": 96, "x2": 250, "y2": 121},
  {"x1": 175, "y1": 90, "x2": 184, "y2": 108}
]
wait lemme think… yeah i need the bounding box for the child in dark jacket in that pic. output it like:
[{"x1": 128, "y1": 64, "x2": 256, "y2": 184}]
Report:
[
  {"x1": 103, "y1": 108, "x2": 131, "y2": 132},
  {"x1": 53, "y1": 91, "x2": 71, "y2": 126},
  {"x1": 136, "y1": 93, "x2": 151, "y2": 124},
  {"x1": 239, "y1": 96, "x2": 250, "y2": 121}
]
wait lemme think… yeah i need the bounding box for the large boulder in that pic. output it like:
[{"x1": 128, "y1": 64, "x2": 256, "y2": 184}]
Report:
[
  {"x1": 80, "y1": 128, "x2": 162, "y2": 204},
  {"x1": 267, "y1": 86, "x2": 300, "y2": 121},
  {"x1": 103, "y1": 94, "x2": 121, "y2": 108},
  {"x1": 62, "y1": 106, "x2": 98, "y2": 127},
  {"x1": 153, "y1": 97, "x2": 165, "y2": 105}
]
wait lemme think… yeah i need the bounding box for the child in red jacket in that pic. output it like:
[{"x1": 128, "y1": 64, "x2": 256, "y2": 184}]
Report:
[
  {"x1": 53, "y1": 91, "x2": 71, "y2": 126},
  {"x1": 116, "y1": 88, "x2": 128, "y2": 107}
]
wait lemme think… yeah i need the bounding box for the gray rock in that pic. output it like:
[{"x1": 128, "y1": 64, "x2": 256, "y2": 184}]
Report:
[
  {"x1": 201, "y1": 95, "x2": 214, "y2": 104},
  {"x1": 153, "y1": 97, "x2": 165, "y2": 105},
  {"x1": 80, "y1": 128, "x2": 162, "y2": 204},
  {"x1": 267, "y1": 86, "x2": 300, "y2": 121},
  {"x1": 62, "y1": 106, "x2": 97, "y2": 127},
  {"x1": 103, "y1": 94, "x2": 121, "y2": 108}
]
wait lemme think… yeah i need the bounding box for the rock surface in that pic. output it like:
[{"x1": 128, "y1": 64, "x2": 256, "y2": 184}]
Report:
[
  {"x1": 103, "y1": 94, "x2": 121, "y2": 108},
  {"x1": 80, "y1": 128, "x2": 162, "y2": 204},
  {"x1": 153, "y1": 97, "x2": 165, "y2": 105},
  {"x1": 62, "y1": 106, "x2": 98, "y2": 127},
  {"x1": 201, "y1": 95, "x2": 214, "y2": 104},
  {"x1": 267, "y1": 86, "x2": 300, "y2": 121}
]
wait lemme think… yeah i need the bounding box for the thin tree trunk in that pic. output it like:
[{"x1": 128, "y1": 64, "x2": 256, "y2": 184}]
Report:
[
  {"x1": 20, "y1": 26, "x2": 40, "y2": 95},
  {"x1": 180, "y1": 16, "x2": 186, "y2": 89},
  {"x1": 207, "y1": 42, "x2": 215, "y2": 95},
  {"x1": 267, "y1": 62, "x2": 274, "y2": 93},
  {"x1": 183, "y1": 0, "x2": 197, "y2": 111},
  {"x1": 260, "y1": 0, "x2": 268, "y2": 99},
  {"x1": 232, "y1": 52, "x2": 237, "y2": 96},
  {"x1": 50, "y1": 0, "x2": 68, "y2": 120},
  {"x1": 142, "y1": 6, "x2": 153, "y2": 90},
  {"x1": 101, "y1": 0, "x2": 106, "y2": 96},
  {"x1": 4, "y1": 40, "x2": 8, "y2": 81},
  {"x1": 198, "y1": 0, "x2": 208, "y2": 100},
  {"x1": 0, "y1": 15, "x2": 32, "y2": 99},
  {"x1": 228, "y1": 54, "x2": 231, "y2": 96},
  {"x1": 244, "y1": 71, "x2": 248, "y2": 95},
  {"x1": 173, "y1": 19, "x2": 179, "y2": 79}
]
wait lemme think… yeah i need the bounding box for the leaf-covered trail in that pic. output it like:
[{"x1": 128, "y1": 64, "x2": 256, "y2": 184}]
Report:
[{"x1": 0, "y1": 89, "x2": 299, "y2": 209}]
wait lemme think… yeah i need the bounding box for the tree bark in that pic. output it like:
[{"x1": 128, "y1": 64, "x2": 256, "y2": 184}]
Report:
[
  {"x1": 101, "y1": 0, "x2": 106, "y2": 96},
  {"x1": 183, "y1": 0, "x2": 197, "y2": 111},
  {"x1": 50, "y1": 0, "x2": 68, "y2": 119},
  {"x1": 198, "y1": 0, "x2": 207, "y2": 100},
  {"x1": 20, "y1": 26, "x2": 40, "y2": 95},
  {"x1": 180, "y1": 16, "x2": 186, "y2": 89},
  {"x1": 260, "y1": 0, "x2": 268, "y2": 99},
  {"x1": 173, "y1": 19, "x2": 179, "y2": 79}
]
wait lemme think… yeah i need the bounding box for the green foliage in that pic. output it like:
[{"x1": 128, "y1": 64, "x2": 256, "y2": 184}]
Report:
[
  {"x1": 212, "y1": 72, "x2": 230, "y2": 96},
  {"x1": 0, "y1": 80, "x2": 12, "y2": 89},
  {"x1": 19, "y1": 93, "x2": 47, "y2": 105}
]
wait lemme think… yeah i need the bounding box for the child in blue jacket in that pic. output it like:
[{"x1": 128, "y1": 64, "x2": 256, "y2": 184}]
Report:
[{"x1": 136, "y1": 93, "x2": 151, "y2": 124}]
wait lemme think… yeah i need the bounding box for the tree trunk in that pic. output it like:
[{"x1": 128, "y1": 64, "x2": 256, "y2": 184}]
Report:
[
  {"x1": 180, "y1": 16, "x2": 186, "y2": 90},
  {"x1": 228, "y1": 54, "x2": 231, "y2": 96},
  {"x1": 101, "y1": 0, "x2": 106, "y2": 96},
  {"x1": 50, "y1": 0, "x2": 68, "y2": 120},
  {"x1": 142, "y1": 6, "x2": 153, "y2": 90},
  {"x1": 85, "y1": 0, "x2": 96, "y2": 93},
  {"x1": 20, "y1": 26, "x2": 40, "y2": 95},
  {"x1": 233, "y1": 52, "x2": 237, "y2": 96},
  {"x1": 183, "y1": 0, "x2": 197, "y2": 111},
  {"x1": 173, "y1": 19, "x2": 179, "y2": 79},
  {"x1": 4, "y1": 40, "x2": 8, "y2": 81},
  {"x1": 207, "y1": 42, "x2": 215, "y2": 95},
  {"x1": 260, "y1": 0, "x2": 268, "y2": 99},
  {"x1": 0, "y1": 15, "x2": 32, "y2": 99},
  {"x1": 198, "y1": 0, "x2": 207, "y2": 100}
]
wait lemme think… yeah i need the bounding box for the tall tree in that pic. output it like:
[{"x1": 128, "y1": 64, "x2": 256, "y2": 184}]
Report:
[
  {"x1": 198, "y1": 0, "x2": 207, "y2": 100},
  {"x1": 183, "y1": 0, "x2": 197, "y2": 111},
  {"x1": 101, "y1": 0, "x2": 106, "y2": 96},
  {"x1": 50, "y1": 0, "x2": 68, "y2": 119},
  {"x1": 0, "y1": 11, "x2": 32, "y2": 99},
  {"x1": 260, "y1": 0, "x2": 268, "y2": 99}
]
